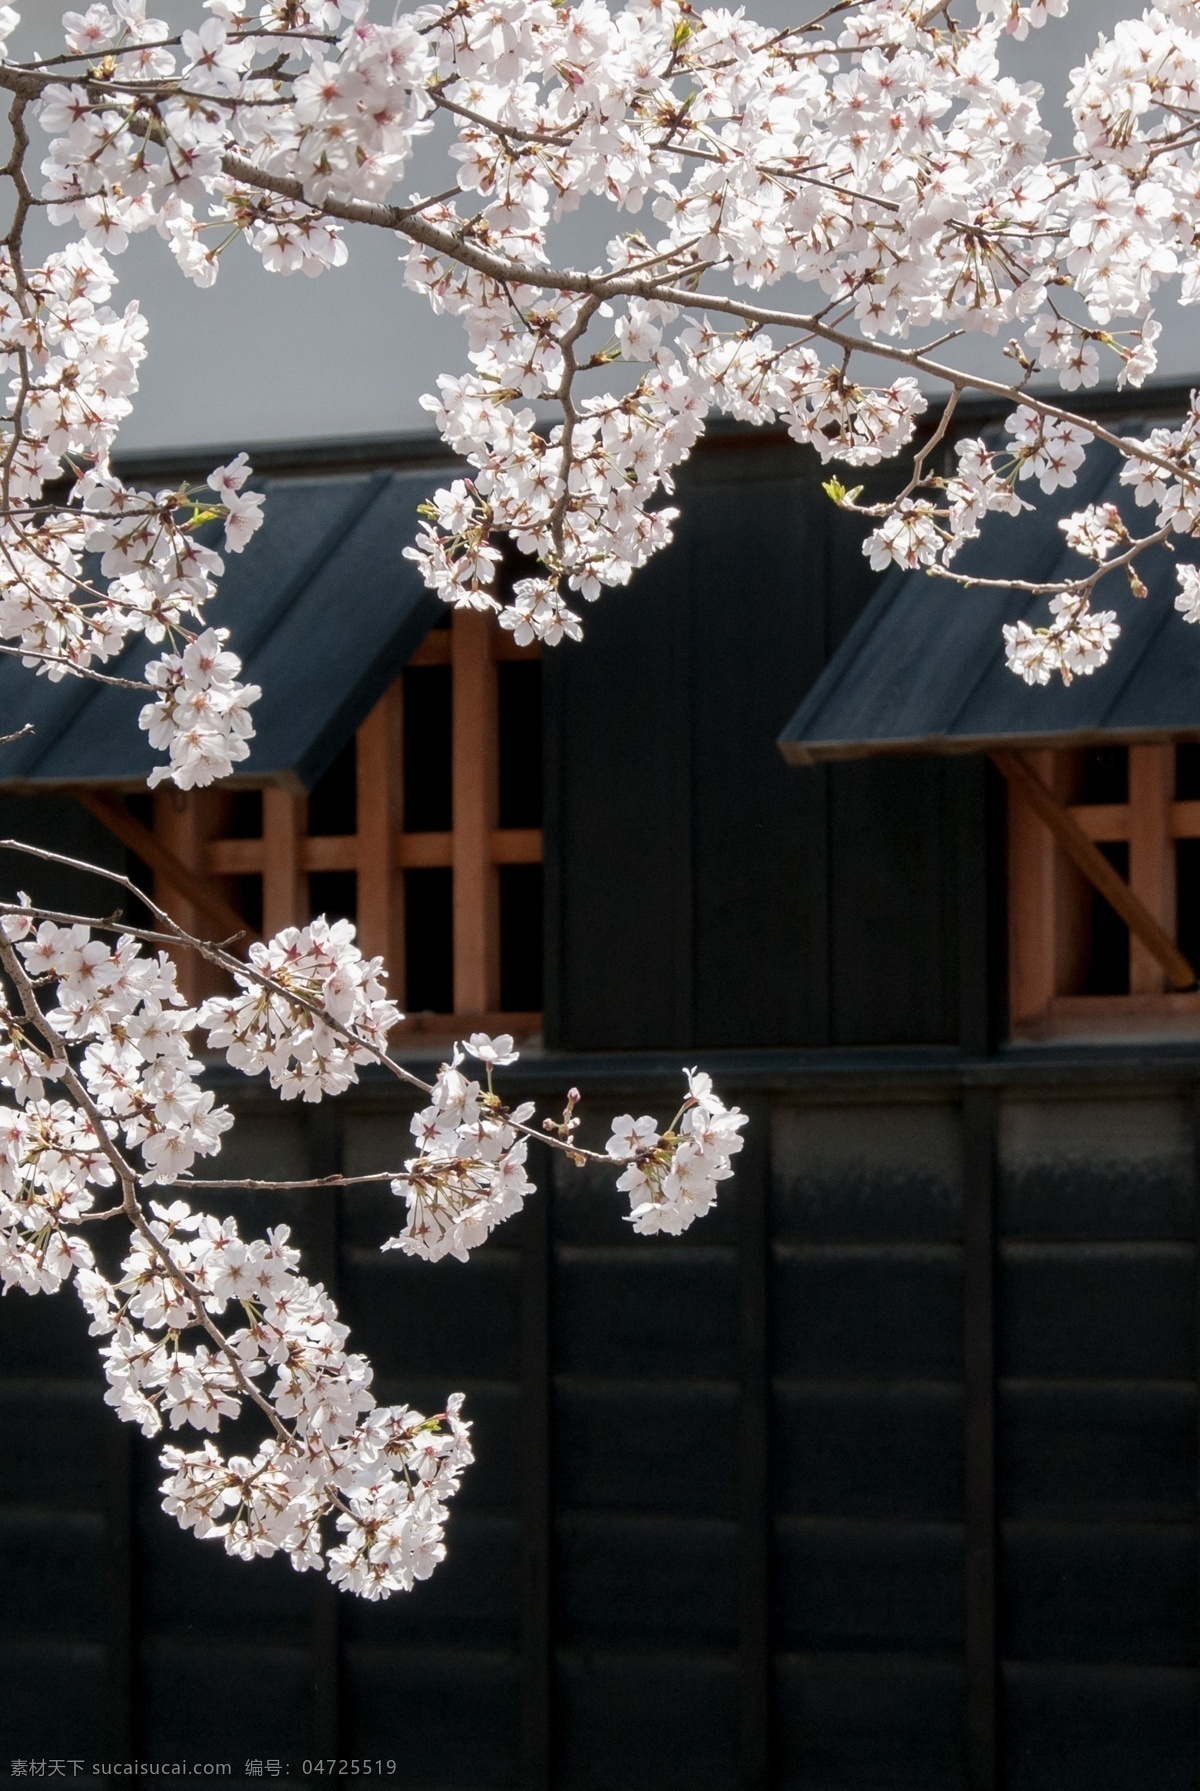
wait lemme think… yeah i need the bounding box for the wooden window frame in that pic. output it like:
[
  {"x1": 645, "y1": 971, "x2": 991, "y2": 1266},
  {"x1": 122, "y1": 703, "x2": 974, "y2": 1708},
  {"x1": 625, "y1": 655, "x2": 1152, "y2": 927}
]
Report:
[
  {"x1": 999, "y1": 743, "x2": 1200, "y2": 1042},
  {"x1": 80, "y1": 612, "x2": 543, "y2": 1039}
]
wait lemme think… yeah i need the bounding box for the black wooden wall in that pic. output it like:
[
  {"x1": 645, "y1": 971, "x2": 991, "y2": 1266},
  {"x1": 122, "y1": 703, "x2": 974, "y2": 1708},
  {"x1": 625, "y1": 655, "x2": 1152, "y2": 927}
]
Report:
[
  {"x1": 543, "y1": 430, "x2": 964, "y2": 1053},
  {"x1": 0, "y1": 426, "x2": 1196, "y2": 1789},
  {"x1": 2, "y1": 1065, "x2": 1199, "y2": 1791}
]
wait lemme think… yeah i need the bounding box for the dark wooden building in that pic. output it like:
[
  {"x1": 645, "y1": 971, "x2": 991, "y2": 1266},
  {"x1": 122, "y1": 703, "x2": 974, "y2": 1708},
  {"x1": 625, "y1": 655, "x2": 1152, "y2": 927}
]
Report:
[{"x1": 3, "y1": 411, "x2": 1200, "y2": 1791}]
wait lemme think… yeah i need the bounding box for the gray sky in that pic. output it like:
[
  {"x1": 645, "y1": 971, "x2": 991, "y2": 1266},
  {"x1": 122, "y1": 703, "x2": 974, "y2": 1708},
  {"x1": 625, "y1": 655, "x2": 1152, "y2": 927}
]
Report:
[{"x1": 14, "y1": 0, "x2": 1183, "y2": 454}]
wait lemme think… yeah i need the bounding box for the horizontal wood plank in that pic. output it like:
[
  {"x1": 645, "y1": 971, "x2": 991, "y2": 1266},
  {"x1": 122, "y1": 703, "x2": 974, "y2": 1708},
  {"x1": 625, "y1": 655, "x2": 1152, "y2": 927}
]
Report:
[
  {"x1": 205, "y1": 837, "x2": 264, "y2": 876},
  {"x1": 396, "y1": 831, "x2": 453, "y2": 868},
  {"x1": 1049, "y1": 993, "x2": 1200, "y2": 1017},
  {"x1": 209, "y1": 828, "x2": 542, "y2": 874},
  {"x1": 393, "y1": 829, "x2": 542, "y2": 868},
  {"x1": 1012, "y1": 990, "x2": 1200, "y2": 1042},
  {"x1": 491, "y1": 828, "x2": 543, "y2": 865},
  {"x1": 208, "y1": 834, "x2": 361, "y2": 875},
  {"x1": 1168, "y1": 799, "x2": 1200, "y2": 839},
  {"x1": 1065, "y1": 803, "x2": 1130, "y2": 842},
  {"x1": 302, "y1": 834, "x2": 358, "y2": 872}
]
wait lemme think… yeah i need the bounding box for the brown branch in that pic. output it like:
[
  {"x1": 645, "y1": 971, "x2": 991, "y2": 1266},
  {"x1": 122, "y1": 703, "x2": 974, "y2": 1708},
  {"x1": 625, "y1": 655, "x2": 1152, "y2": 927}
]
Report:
[
  {"x1": 180, "y1": 1171, "x2": 400, "y2": 1190},
  {"x1": 548, "y1": 293, "x2": 602, "y2": 562},
  {"x1": 0, "y1": 59, "x2": 1189, "y2": 497},
  {"x1": 205, "y1": 149, "x2": 1200, "y2": 496},
  {"x1": 430, "y1": 88, "x2": 582, "y2": 147},
  {"x1": 0, "y1": 641, "x2": 148, "y2": 688},
  {"x1": 0, "y1": 926, "x2": 304, "y2": 1450},
  {"x1": 0, "y1": 844, "x2": 620, "y2": 1170}
]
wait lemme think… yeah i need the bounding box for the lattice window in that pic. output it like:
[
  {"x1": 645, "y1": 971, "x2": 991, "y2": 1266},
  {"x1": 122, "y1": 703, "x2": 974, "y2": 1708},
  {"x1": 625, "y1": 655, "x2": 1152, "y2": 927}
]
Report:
[
  {"x1": 1004, "y1": 743, "x2": 1200, "y2": 1041},
  {"x1": 84, "y1": 612, "x2": 543, "y2": 1038}
]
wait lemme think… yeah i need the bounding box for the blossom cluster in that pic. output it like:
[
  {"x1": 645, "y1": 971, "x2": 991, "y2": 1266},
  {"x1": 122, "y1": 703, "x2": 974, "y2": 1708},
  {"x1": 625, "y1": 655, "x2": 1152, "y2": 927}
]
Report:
[
  {"x1": 606, "y1": 1069, "x2": 748, "y2": 1237},
  {"x1": 384, "y1": 1033, "x2": 535, "y2": 1262},
  {"x1": 0, "y1": 215, "x2": 263, "y2": 781},
  {"x1": 1003, "y1": 592, "x2": 1122, "y2": 686},
  {"x1": 198, "y1": 916, "x2": 403, "y2": 1100},
  {"x1": 7, "y1": 0, "x2": 1200, "y2": 708},
  {"x1": 139, "y1": 626, "x2": 260, "y2": 789},
  {"x1": 5, "y1": 914, "x2": 231, "y2": 1183},
  {"x1": 0, "y1": 901, "x2": 744, "y2": 1592},
  {"x1": 0, "y1": 906, "x2": 473, "y2": 1591},
  {"x1": 1120, "y1": 398, "x2": 1200, "y2": 543},
  {"x1": 102, "y1": 1200, "x2": 473, "y2": 1598}
]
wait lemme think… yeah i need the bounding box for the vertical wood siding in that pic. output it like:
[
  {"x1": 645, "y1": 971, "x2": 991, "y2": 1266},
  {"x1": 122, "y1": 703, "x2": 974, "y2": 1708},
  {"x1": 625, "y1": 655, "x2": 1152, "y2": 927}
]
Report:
[
  {"x1": 2, "y1": 1076, "x2": 1199, "y2": 1791},
  {"x1": 0, "y1": 431, "x2": 1193, "y2": 1787},
  {"x1": 542, "y1": 437, "x2": 957, "y2": 1055}
]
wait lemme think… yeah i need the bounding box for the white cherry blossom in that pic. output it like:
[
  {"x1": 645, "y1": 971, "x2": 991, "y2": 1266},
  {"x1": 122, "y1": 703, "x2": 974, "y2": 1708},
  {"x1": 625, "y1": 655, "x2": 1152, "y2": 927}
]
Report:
[
  {"x1": 0, "y1": 896, "x2": 745, "y2": 1592},
  {"x1": 7, "y1": 0, "x2": 1200, "y2": 1602},
  {"x1": 1, "y1": 0, "x2": 1199, "y2": 726}
]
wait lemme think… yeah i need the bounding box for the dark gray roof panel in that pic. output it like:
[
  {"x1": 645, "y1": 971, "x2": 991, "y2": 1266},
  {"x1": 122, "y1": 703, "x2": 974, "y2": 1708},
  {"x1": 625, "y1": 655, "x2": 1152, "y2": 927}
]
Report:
[
  {"x1": 0, "y1": 658, "x2": 117, "y2": 783},
  {"x1": 0, "y1": 469, "x2": 442, "y2": 791},
  {"x1": 241, "y1": 474, "x2": 443, "y2": 788},
  {"x1": 779, "y1": 442, "x2": 1200, "y2": 764}
]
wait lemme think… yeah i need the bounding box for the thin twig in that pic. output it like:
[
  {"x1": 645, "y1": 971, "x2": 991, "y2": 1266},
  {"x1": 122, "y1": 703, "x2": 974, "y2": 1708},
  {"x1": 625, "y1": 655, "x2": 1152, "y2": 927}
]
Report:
[{"x1": 0, "y1": 842, "x2": 618, "y2": 1168}]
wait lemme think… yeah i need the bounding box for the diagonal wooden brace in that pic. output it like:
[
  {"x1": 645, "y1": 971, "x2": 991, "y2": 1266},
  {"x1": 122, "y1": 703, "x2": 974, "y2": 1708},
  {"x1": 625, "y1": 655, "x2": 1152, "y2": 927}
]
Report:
[
  {"x1": 72, "y1": 789, "x2": 258, "y2": 947},
  {"x1": 990, "y1": 750, "x2": 1197, "y2": 992}
]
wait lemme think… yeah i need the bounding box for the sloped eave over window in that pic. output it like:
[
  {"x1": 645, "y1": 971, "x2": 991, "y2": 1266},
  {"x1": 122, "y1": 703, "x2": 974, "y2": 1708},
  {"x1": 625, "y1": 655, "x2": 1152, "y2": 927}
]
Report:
[
  {"x1": 777, "y1": 440, "x2": 1200, "y2": 767},
  {"x1": 0, "y1": 468, "x2": 443, "y2": 794}
]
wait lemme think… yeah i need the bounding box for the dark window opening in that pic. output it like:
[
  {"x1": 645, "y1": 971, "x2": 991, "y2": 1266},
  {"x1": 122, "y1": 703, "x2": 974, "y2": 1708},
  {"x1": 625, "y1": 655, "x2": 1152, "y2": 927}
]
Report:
[
  {"x1": 499, "y1": 863, "x2": 543, "y2": 1012},
  {"x1": 1177, "y1": 743, "x2": 1200, "y2": 801},
  {"x1": 494, "y1": 534, "x2": 541, "y2": 602},
  {"x1": 236, "y1": 873, "x2": 263, "y2": 936},
  {"x1": 1177, "y1": 839, "x2": 1200, "y2": 976},
  {"x1": 227, "y1": 790, "x2": 263, "y2": 838},
  {"x1": 1085, "y1": 841, "x2": 1130, "y2": 995},
  {"x1": 498, "y1": 660, "x2": 542, "y2": 829},
  {"x1": 122, "y1": 794, "x2": 156, "y2": 931},
  {"x1": 307, "y1": 738, "x2": 357, "y2": 836},
  {"x1": 1078, "y1": 746, "x2": 1128, "y2": 806},
  {"x1": 403, "y1": 665, "x2": 453, "y2": 832},
  {"x1": 308, "y1": 870, "x2": 357, "y2": 928},
  {"x1": 405, "y1": 867, "x2": 453, "y2": 1012},
  {"x1": 122, "y1": 852, "x2": 156, "y2": 932}
]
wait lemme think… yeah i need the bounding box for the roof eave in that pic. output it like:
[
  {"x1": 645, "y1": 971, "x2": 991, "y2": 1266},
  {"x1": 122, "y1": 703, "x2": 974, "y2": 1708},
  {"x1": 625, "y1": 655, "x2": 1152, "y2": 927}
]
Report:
[{"x1": 779, "y1": 723, "x2": 1200, "y2": 767}]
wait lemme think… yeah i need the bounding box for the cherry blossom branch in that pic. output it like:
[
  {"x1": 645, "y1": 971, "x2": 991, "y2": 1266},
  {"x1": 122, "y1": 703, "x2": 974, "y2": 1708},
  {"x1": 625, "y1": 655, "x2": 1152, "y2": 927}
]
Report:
[
  {"x1": 0, "y1": 640, "x2": 150, "y2": 687},
  {"x1": 0, "y1": 59, "x2": 1148, "y2": 495},
  {"x1": 169, "y1": 150, "x2": 1196, "y2": 503},
  {"x1": 0, "y1": 844, "x2": 619, "y2": 1169},
  {"x1": 5, "y1": 6, "x2": 1200, "y2": 690},
  {"x1": 0, "y1": 926, "x2": 297, "y2": 1448}
]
